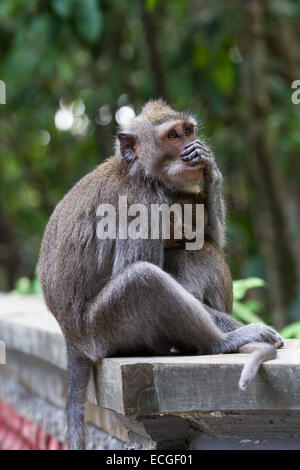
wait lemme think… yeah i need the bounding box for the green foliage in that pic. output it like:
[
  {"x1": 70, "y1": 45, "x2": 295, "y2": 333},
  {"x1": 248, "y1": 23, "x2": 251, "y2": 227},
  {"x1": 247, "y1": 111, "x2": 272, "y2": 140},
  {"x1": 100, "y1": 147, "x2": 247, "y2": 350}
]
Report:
[
  {"x1": 232, "y1": 278, "x2": 300, "y2": 338},
  {"x1": 12, "y1": 276, "x2": 42, "y2": 295},
  {"x1": 51, "y1": 0, "x2": 72, "y2": 19},
  {"x1": 146, "y1": 0, "x2": 160, "y2": 12},
  {"x1": 11, "y1": 265, "x2": 42, "y2": 295},
  {"x1": 280, "y1": 322, "x2": 300, "y2": 339},
  {"x1": 74, "y1": 0, "x2": 103, "y2": 43},
  {"x1": 0, "y1": 0, "x2": 299, "y2": 331},
  {"x1": 232, "y1": 278, "x2": 266, "y2": 324},
  {"x1": 233, "y1": 278, "x2": 266, "y2": 301}
]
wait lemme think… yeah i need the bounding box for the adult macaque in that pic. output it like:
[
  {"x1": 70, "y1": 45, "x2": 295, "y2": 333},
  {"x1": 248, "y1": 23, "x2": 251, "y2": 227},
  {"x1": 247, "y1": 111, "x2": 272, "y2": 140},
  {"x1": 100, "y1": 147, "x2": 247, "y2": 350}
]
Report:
[{"x1": 39, "y1": 100, "x2": 283, "y2": 450}]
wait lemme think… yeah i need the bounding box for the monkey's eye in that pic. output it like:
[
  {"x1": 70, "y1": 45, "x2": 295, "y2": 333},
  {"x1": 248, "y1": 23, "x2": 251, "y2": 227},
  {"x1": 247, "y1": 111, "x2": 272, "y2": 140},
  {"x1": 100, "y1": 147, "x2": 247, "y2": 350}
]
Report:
[
  {"x1": 184, "y1": 127, "x2": 193, "y2": 136},
  {"x1": 168, "y1": 129, "x2": 178, "y2": 139}
]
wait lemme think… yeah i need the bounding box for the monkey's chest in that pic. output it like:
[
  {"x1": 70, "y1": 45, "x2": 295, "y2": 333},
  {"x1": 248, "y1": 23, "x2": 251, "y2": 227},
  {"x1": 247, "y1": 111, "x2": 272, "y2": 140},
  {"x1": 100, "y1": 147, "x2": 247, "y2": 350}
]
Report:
[
  {"x1": 164, "y1": 241, "x2": 233, "y2": 312},
  {"x1": 164, "y1": 191, "x2": 207, "y2": 250}
]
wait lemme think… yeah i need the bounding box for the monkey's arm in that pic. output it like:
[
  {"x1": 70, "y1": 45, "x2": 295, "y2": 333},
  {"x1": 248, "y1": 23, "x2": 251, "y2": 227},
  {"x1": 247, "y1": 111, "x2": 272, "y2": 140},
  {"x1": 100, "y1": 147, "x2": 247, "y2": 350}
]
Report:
[
  {"x1": 180, "y1": 140, "x2": 226, "y2": 248},
  {"x1": 205, "y1": 305, "x2": 243, "y2": 332},
  {"x1": 204, "y1": 168, "x2": 226, "y2": 248}
]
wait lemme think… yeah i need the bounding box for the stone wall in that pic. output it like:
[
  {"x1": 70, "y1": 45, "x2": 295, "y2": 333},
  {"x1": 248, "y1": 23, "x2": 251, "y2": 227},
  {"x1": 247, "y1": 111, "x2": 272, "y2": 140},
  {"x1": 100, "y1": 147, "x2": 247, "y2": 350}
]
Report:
[{"x1": 1, "y1": 293, "x2": 300, "y2": 450}]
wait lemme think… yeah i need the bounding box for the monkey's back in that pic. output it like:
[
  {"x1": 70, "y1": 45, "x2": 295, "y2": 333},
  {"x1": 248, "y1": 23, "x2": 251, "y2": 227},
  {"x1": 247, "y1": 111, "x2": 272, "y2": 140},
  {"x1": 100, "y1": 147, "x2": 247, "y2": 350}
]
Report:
[{"x1": 39, "y1": 157, "x2": 129, "y2": 330}]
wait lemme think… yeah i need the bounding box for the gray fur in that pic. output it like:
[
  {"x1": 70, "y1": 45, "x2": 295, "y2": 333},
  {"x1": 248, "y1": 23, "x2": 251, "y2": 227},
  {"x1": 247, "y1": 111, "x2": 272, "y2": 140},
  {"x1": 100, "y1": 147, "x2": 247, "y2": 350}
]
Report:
[
  {"x1": 238, "y1": 342, "x2": 279, "y2": 391},
  {"x1": 39, "y1": 101, "x2": 283, "y2": 449}
]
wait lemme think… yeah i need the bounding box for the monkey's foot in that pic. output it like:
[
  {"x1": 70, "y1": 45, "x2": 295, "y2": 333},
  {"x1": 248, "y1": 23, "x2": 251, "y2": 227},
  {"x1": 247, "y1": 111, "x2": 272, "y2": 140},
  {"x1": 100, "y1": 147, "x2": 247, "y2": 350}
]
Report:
[{"x1": 221, "y1": 323, "x2": 284, "y2": 354}]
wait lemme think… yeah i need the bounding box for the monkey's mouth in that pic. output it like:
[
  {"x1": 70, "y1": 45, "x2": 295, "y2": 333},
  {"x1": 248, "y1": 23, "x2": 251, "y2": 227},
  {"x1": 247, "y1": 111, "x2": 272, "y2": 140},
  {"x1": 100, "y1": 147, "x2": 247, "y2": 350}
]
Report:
[
  {"x1": 182, "y1": 166, "x2": 203, "y2": 181},
  {"x1": 183, "y1": 164, "x2": 202, "y2": 171},
  {"x1": 180, "y1": 156, "x2": 203, "y2": 171}
]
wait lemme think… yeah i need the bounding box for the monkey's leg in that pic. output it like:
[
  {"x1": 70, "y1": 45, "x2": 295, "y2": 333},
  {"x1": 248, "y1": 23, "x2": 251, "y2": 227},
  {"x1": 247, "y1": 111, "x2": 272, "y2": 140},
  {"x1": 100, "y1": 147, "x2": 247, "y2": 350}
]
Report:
[
  {"x1": 66, "y1": 343, "x2": 92, "y2": 450},
  {"x1": 86, "y1": 261, "x2": 282, "y2": 358},
  {"x1": 66, "y1": 262, "x2": 282, "y2": 450},
  {"x1": 205, "y1": 305, "x2": 242, "y2": 331},
  {"x1": 164, "y1": 246, "x2": 234, "y2": 319},
  {"x1": 88, "y1": 261, "x2": 226, "y2": 356},
  {"x1": 164, "y1": 248, "x2": 284, "y2": 352}
]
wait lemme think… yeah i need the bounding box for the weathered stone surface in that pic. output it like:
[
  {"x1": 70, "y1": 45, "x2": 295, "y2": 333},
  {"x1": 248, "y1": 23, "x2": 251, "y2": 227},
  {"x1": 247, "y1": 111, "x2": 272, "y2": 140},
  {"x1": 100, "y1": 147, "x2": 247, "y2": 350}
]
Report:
[
  {"x1": 191, "y1": 436, "x2": 300, "y2": 450},
  {"x1": 95, "y1": 342, "x2": 300, "y2": 416},
  {"x1": 0, "y1": 371, "x2": 124, "y2": 450},
  {"x1": 186, "y1": 410, "x2": 300, "y2": 439},
  {"x1": 0, "y1": 294, "x2": 66, "y2": 369},
  {"x1": 1, "y1": 293, "x2": 300, "y2": 450},
  {"x1": 0, "y1": 348, "x2": 128, "y2": 443},
  {"x1": 0, "y1": 340, "x2": 5, "y2": 364}
]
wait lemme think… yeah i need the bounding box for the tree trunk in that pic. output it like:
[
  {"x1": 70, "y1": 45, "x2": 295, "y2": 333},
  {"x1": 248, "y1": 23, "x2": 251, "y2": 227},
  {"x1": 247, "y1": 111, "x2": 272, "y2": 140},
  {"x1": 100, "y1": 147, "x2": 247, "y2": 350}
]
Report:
[
  {"x1": 140, "y1": 0, "x2": 168, "y2": 100},
  {"x1": 0, "y1": 204, "x2": 21, "y2": 290},
  {"x1": 239, "y1": 0, "x2": 297, "y2": 329}
]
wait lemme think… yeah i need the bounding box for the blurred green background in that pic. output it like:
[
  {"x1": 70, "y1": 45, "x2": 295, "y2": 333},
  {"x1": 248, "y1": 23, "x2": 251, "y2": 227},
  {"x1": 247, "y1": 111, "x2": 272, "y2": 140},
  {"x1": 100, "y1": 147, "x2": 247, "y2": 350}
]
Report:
[{"x1": 0, "y1": 0, "x2": 299, "y2": 333}]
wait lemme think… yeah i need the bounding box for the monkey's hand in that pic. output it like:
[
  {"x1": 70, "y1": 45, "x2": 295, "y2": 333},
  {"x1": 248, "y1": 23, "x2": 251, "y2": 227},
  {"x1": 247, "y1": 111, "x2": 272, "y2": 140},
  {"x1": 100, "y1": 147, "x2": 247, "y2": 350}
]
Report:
[
  {"x1": 180, "y1": 140, "x2": 221, "y2": 187},
  {"x1": 224, "y1": 323, "x2": 285, "y2": 353},
  {"x1": 248, "y1": 324, "x2": 285, "y2": 348}
]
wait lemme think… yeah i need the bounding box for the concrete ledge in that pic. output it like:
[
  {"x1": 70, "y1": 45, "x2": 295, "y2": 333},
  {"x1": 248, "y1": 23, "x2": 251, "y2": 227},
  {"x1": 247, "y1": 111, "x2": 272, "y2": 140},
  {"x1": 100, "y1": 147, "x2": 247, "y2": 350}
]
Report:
[
  {"x1": 0, "y1": 340, "x2": 5, "y2": 364},
  {"x1": 95, "y1": 344, "x2": 300, "y2": 415},
  {"x1": 1, "y1": 293, "x2": 300, "y2": 449},
  {"x1": 0, "y1": 294, "x2": 66, "y2": 368},
  {"x1": 0, "y1": 372, "x2": 123, "y2": 450}
]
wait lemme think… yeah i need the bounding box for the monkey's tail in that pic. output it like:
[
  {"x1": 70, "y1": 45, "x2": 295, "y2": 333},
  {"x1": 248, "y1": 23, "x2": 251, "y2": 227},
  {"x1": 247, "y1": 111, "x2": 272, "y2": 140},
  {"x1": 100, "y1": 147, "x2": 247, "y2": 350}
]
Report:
[
  {"x1": 238, "y1": 342, "x2": 278, "y2": 391},
  {"x1": 66, "y1": 347, "x2": 93, "y2": 450}
]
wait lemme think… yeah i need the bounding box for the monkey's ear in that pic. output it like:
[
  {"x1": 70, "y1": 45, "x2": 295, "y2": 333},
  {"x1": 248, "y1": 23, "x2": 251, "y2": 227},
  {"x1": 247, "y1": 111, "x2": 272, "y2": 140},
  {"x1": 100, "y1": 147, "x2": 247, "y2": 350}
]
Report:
[{"x1": 117, "y1": 133, "x2": 139, "y2": 162}]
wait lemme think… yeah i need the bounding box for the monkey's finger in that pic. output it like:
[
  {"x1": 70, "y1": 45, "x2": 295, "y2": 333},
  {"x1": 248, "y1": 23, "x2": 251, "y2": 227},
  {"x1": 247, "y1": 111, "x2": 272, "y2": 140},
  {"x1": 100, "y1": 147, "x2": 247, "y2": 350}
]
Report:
[
  {"x1": 190, "y1": 154, "x2": 214, "y2": 167},
  {"x1": 181, "y1": 139, "x2": 209, "y2": 152},
  {"x1": 181, "y1": 149, "x2": 210, "y2": 162},
  {"x1": 183, "y1": 150, "x2": 212, "y2": 162},
  {"x1": 275, "y1": 338, "x2": 285, "y2": 349},
  {"x1": 262, "y1": 326, "x2": 283, "y2": 345},
  {"x1": 184, "y1": 139, "x2": 210, "y2": 152},
  {"x1": 188, "y1": 151, "x2": 206, "y2": 166},
  {"x1": 180, "y1": 144, "x2": 210, "y2": 158},
  {"x1": 189, "y1": 157, "x2": 204, "y2": 166}
]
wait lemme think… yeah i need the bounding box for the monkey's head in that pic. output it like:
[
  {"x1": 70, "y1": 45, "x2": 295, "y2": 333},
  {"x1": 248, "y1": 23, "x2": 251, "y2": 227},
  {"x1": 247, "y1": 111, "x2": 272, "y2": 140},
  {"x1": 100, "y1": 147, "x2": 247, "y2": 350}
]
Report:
[{"x1": 116, "y1": 99, "x2": 204, "y2": 192}]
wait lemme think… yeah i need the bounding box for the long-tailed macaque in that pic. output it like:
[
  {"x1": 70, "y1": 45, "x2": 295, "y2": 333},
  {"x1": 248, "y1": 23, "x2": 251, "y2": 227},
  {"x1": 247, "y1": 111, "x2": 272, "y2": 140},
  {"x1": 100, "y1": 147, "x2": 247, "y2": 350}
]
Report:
[{"x1": 39, "y1": 100, "x2": 283, "y2": 450}]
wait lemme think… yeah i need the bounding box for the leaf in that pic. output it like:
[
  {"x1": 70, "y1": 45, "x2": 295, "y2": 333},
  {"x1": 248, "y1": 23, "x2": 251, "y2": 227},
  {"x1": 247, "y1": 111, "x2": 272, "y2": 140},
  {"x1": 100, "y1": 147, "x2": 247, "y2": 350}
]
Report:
[
  {"x1": 210, "y1": 57, "x2": 235, "y2": 94},
  {"x1": 31, "y1": 278, "x2": 42, "y2": 295},
  {"x1": 193, "y1": 44, "x2": 209, "y2": 70},
  {"x1": 146, "y1": 0, "x2": 159, "y2": 12},
  {"x1": 51, "y1": 0, "x2": 72, "y2": 18},
  {"x1": 232, "y1": 300, "x2": 266, "y2": 325},
  {"x1": 13, "y1": 277, "x2": 32, "y2": 295},
  {"x1": 280, "y1": 322, "x2": 300, "y2": 339},
  {"x1": 74, "y1": 0, "x2": 103, "y2": 43},
  {"x1": 233, "y1": 277, "x2": 266, "y2": 301},
  {"x1": 242, "y1": 299, "x2": 263, "y2": 314}
]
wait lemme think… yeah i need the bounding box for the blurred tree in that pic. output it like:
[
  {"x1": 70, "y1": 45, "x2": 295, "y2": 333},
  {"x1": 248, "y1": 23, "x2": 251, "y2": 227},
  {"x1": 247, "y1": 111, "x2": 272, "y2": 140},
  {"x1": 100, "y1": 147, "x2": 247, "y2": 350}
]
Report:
[
  {"x1": 239, "y1": 0, "x2": 297, "y2": 328},
  {"x1": 0, "y1": 0, "x2": 299, "y2": 326}
]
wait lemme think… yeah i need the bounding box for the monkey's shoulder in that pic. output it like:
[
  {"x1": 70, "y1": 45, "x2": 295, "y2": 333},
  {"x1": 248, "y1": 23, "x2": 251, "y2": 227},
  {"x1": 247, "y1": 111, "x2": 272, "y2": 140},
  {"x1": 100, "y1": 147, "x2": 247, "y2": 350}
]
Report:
[
  {"x1": 46, "y1": 157, "x2": 130, "y2": 222},
  {"x1": 40, "y1": 155, "x2": 160, "y2": 260},
  {"x1": 56, "y1": 155, "x2": 159, "y2": 215}
]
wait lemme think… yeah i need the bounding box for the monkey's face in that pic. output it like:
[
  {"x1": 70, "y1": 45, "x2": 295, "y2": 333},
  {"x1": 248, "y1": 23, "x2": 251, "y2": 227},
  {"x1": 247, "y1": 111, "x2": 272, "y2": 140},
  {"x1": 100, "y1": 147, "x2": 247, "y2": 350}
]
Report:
[
  {"x1": 117, "y1": 115, "x2": 205, "y2": 193},
  {"x1": 153, "y1": 119, "x2": 204, "y2": 191}
]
